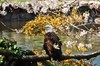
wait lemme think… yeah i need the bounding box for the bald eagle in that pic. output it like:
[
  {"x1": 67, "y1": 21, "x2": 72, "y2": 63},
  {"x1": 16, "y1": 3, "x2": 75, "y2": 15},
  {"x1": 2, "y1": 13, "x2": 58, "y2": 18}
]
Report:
[{"x1": 43, "y1": 32, "x2": 62, "y2": 61}]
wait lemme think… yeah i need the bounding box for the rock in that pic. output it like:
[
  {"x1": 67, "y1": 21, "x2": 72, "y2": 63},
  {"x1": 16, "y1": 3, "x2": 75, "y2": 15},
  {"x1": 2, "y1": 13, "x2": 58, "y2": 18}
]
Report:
[{"x1": 95, "y1": 18, "x2": 100, "y2": 24}]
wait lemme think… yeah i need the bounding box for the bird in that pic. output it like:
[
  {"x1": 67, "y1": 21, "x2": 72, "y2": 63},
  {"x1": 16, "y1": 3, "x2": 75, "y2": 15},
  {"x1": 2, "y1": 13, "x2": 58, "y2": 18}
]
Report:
[{"x1": 43, "y1": 32, "x2": 62, "y2": 61}]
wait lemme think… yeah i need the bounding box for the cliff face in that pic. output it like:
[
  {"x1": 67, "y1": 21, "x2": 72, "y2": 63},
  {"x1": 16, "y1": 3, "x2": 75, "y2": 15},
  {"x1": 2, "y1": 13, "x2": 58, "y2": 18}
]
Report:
[
  {"x1": 0, "y1": 14, "x2": 36, "y2": 31},
  {"x1": 0, "y1": 8, "x2": 37, "y2": 31},
  {"x1": 1, "y1": 12, "x2": 35, "y2": 22}
]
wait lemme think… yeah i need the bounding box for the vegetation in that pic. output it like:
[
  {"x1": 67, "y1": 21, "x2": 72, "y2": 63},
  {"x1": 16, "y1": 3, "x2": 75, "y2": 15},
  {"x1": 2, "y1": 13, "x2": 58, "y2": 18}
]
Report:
[
  {"x1": 23, "y1": 13, "x2": 67, "y2": 35},
  {"x1": 23, "y1": 8, "x2": 83, "y2": 35},
  {"x1": 0, "y1": 0, "x2": 100, "y2": 66},
  {"x1": 0, "y1": 38, "x2": 23, "y2": 64}
]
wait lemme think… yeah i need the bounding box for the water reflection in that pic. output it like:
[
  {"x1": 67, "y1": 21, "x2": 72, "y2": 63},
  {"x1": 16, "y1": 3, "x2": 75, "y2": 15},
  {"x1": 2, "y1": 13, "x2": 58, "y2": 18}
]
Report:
[
  {"x1": 0, "y1": 30, "x2": 44, "y2": 50},
  {"x1": 93, "y1": 56, "x2": 100, "y2": 66}
]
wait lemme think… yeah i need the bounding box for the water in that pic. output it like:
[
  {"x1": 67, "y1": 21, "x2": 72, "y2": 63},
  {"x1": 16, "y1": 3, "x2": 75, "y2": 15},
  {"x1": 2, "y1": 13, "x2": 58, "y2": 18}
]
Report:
[
  {"x1": 0, "y1": 30, "x2": 44, "y2": 50},
  {"x1": 0, "y1": 30, "x2": 100, "y2": 66},
  {"x1": 93, "y1": 56, "x2": 100, "y2": 66}
]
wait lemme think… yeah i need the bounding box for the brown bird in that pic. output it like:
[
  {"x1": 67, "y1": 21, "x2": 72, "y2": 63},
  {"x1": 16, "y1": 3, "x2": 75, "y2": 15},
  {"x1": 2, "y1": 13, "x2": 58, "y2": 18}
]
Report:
[{"x1": 43, "y1": 32, "x2": 62, "y2": 61}]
